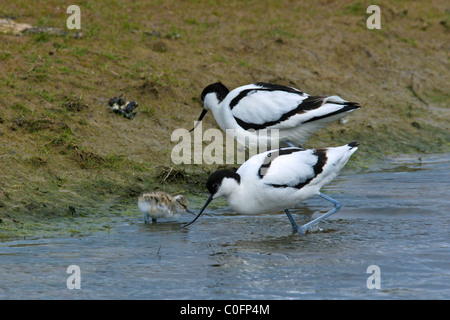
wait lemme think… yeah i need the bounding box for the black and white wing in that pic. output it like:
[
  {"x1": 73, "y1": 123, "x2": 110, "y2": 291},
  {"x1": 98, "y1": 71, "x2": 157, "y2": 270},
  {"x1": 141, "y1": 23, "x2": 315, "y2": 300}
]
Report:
[
  {"x1": 227, "y1": 82, "x2": 360, "y2": 130},
  {"x1": 256, "y1": 143, "x2": 358, "y2": 190},
  {"x1": 258, "y1": 147, "x2": 327, "y2": 189}
]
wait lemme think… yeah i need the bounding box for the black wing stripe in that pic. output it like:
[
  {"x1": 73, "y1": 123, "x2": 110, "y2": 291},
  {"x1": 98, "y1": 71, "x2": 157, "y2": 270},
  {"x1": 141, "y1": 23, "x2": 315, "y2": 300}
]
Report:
[
  {"x1": 254, "y1": 82, "x2": 304, "y2": 94},
  {"x1": 267, "y1": 149, "x2": 328, "y2": 189},
  {"x1": 258, "y1": 148, "x2": 303, "y2": 179},
  {"x1": 235, "y1": 98, "x2": 360, "y2": 130},
  {"x1": 234, "y1": 95, "x2": 326, "y2": 130},
  {"x1": 229, "y1": 83, "x2": 304, "y2": 110},
  {"x1": 230, "y1": 89, "x2": 258, "y2": 110},
  {"x1": 302, "y1": 102, "x2": 360, "y2": 124}
]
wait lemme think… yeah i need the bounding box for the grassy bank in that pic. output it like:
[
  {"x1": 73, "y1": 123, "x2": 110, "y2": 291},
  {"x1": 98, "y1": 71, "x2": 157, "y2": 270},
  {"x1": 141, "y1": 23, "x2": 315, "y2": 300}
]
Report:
[{"x1": 0, "y1": 0, "x2": 449, "y2": 239}]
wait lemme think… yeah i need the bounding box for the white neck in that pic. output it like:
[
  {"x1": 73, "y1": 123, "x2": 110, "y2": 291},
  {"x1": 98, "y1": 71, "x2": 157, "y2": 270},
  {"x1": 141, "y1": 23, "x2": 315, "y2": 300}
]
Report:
[
  {"x1": 215, "y1": 177, "x2": 240, "y2": 198},
  {"x1": 203, "y1": 93, "x2": 221, "y2": 112}
]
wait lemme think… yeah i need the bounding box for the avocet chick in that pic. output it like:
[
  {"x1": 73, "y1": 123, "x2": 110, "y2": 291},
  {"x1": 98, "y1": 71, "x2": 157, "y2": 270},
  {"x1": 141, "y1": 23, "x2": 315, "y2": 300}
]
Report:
[{"x1": 138, "y1": 191, "x2": 193, "y2": 223}]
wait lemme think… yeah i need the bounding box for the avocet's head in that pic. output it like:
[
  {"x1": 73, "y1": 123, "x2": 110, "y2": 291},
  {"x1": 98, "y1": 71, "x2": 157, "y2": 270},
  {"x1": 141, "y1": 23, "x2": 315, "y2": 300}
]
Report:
[
  {"x1": 200, "y1": 82, "x2": 229, "y2": 110},
  {"x1": 173, "y1": 195, "x2": 195, "y2": 215},
  {"x1": 190, "y1": 82, "x2": 229, "y2": 132},
  {"x1": 206, "y1": 169, "x2": 240, "y2": 198},
  {"x1": 183, "y1": 170, "x2": 240, "y2": 228},
  {"x1": 173, "y1": 195, "x2": 189, "y2": 210}
]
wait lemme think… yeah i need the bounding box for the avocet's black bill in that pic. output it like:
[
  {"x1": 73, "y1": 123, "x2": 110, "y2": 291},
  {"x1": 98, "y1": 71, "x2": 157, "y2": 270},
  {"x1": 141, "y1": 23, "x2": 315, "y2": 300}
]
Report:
[
  {"x1": 181, "y1": 194, "x2": 213, "y2": 228},
  {"x1": 186, "y1": 209, "x2": 196, "y2": 215},
  {"x1": 189, "y1": 108, "x2": 208, "y2": 132}
]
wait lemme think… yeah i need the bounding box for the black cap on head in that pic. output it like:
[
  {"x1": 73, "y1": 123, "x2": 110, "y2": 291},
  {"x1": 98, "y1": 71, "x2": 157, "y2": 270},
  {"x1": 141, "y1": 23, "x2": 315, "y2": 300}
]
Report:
[
  {"x1": 190, "y1": 82, "x2": 229, "y2": 132},
  {"x1": 181, "y1": 169, "x2": 240, "y2": 229},
  {"x1": 206, "y1": 169, "x2": 240, "y2": 195},
  {"x1": 200, "y1": 82, "x2": 230, "y2": 103}
]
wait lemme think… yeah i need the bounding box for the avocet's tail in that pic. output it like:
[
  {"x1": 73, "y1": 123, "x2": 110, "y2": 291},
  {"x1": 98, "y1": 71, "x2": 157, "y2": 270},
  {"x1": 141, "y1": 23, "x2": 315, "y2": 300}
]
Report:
[
  {"x1": 309, "y1": 142, "x2": 358, "y2": 189},
  {"x1": 301, "y1": 96, "x2": 360, "y2": 125},
  {"x1": 282, "y1": 96, "x2": 361, "y2": 146}
]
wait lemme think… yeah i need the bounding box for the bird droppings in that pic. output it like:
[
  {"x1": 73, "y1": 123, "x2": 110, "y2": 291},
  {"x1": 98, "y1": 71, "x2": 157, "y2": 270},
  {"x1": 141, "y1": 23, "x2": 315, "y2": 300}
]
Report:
[{"x1": 107, "y1": 95, "x2": 138, "y2": 119}]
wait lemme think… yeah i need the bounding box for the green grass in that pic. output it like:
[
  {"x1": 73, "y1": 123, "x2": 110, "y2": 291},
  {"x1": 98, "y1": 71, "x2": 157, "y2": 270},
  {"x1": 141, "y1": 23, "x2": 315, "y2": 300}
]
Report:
[
  {"x1": 342, "y1": 1, "x2": 366, "y2": 15},
  {"x1": 425, "y1": 89, "x2": 450, "y2": 106},
  {"x1": 72, "y1": 46, "x2": 89, "y2": 57},
  {"x1": 0, "y1": 52, "x2": 12, "y2": 61},
  {"x1": 10, "y1": 102, "x2": 32, "y2": 115},
  {"x1": 33, "y1": 33, "x2": 51, "y2": 43}
]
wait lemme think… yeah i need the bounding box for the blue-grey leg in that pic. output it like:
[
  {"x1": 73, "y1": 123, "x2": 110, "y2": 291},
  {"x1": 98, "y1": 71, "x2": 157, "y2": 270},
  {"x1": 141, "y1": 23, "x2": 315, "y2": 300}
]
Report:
[
  {"x1": 284, "y1": 193, "x2": 342, "y2": 235},
  {"x1": 299, "y1": 193, "x2": 341, "y2": 234},
  {"x1": 144, "y1": 213, "x2": 157, "y2": 224},
  {"x1": 284, "y1": 209, "x2": 299, "y2": 232}
]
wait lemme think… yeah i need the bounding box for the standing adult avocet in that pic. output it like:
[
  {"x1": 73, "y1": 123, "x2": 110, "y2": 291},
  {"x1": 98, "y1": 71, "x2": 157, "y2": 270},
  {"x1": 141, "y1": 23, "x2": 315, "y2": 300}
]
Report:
[
  {"x1": 183, "y1": 142, "x2": 358, "y2": 234},
  {"x1": 192, "y1": 82, "x2": 360, "y2": 148}
]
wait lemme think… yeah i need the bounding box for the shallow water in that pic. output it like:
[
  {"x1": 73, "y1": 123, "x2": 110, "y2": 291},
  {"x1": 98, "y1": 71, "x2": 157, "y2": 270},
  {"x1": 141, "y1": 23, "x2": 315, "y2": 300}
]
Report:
[{"x1": 0, "y1": 154, "x2": 449, "y2": 299}]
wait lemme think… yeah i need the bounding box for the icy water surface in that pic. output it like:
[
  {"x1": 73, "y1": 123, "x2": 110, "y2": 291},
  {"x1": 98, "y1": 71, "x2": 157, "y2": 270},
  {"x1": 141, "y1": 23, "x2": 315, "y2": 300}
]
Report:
[{"x1": 0, "y1": 154, "x2": 449, "y2": 299}]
